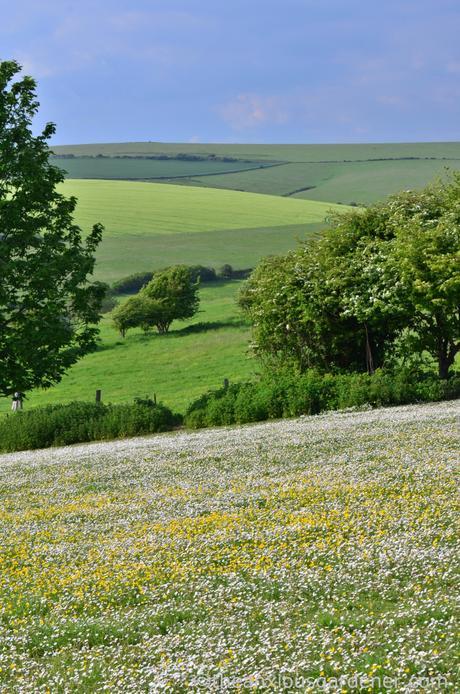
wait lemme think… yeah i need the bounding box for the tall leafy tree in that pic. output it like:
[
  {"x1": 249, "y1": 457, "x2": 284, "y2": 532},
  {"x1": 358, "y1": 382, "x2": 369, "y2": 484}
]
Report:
[
  {"x1": 241, "y1": 177, "x2": 459, "y2": 378},
  {"x1": 0, "y1": 60, "x2": 103, "y2": 398},
  {"x1": 389, "y1": 182, "x2": 460, "y2": 378}
]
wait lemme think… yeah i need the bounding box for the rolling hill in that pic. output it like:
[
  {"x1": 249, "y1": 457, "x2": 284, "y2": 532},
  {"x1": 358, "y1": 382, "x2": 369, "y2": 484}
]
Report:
[
  {"x1": 62, "y1": 179, "x2": 343, "y2": 282},
  {"x1": 53, "y1": 141, "x2": 460, "y2": 205}
]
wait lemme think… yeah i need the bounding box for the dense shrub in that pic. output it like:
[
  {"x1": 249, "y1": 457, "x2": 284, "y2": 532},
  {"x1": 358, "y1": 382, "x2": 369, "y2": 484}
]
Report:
[
  {"x1": 111, "y1": 265, "x2": 252, "y2": 298},
  {"x1": 111, "y1": 272, "x2": 154, "y2": 295},
  {"x1": 188, "y1": 265, "x2": 217, "y2": 283},
  {"x1": 185, "y1": 369, "x2": 460, "y2": 429},
  {"x1": 0, "y1": 400, "x2": 181, "y2": 452}
]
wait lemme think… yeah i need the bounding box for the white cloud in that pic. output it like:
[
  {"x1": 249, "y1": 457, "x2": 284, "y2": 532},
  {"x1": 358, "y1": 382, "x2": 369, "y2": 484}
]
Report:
[
  {"x1": 16, "y1": 54, "x2": 55, "y2": 78},
  {"x1": 218, "y1": 93, "x2": 289, "y2": 130}
]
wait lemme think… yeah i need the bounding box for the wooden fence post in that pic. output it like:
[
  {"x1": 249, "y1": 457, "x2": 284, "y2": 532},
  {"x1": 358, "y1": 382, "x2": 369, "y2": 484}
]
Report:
[{"x1": 95, "y1": 389, "x2": 102, "y2": 403}]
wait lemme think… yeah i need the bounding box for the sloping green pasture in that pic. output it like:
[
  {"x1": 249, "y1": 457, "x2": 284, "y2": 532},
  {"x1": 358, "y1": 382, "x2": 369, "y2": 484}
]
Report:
[
  {"x1": 62, "y1": 179, "x2": 339, "y2": 282},
  {"x1": 53, "y1": 141, "x2": 460, "y2": 204},
  {"x1": 55, "y1": 156, "x2": 274, "y2": 180},
  {"x1": 53, "y1": 140, "x2": 460, "y2": 161},
  {"x1": 0, "y1": 282, "x2": 254, "y2": 415},
  {"x1": 179, "y1": 158, "x2": 460, "y2": 204}
]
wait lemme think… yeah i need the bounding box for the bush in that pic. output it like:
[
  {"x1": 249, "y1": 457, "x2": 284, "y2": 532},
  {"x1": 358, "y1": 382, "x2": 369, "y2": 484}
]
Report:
[
  {"x1": 188, "y1": 265, "x2": 217, "y2": 283},
  {"x1": 111, "y1": 272, "x2": 154, "y2": 295},
  {"x1": 184, "y1": 369, "x2": 460, "y2": 429},
  {"x1": 0, "y1": 400, "x2": 181, "y2": 453}
]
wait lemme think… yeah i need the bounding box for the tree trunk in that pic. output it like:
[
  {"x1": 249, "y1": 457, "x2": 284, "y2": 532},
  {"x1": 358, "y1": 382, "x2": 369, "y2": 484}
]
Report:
[
  {"x1": 438, "y1": 340, "x2": 457, "y2": 379},
  {"x1": 364, "y1": 323, "x2": 375, "y2": 375}
]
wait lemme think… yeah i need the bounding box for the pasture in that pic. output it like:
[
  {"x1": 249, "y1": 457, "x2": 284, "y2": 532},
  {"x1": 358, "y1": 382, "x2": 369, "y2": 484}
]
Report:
[
  {"x1": 61, "y1": 179, "x2": 337, "y2": 282},
  {"x1": 53, "y1": 141, "x2": 460, "y2": 204},
  {"x1": 0, "y1": 401, "x2": 457, "y2": 690},
  {"x1": 55, "y1": 156, "x2": 273, "y2": 181},
  {"x1": 0, "y1": 282, "x2": 254, "y2": 415}
]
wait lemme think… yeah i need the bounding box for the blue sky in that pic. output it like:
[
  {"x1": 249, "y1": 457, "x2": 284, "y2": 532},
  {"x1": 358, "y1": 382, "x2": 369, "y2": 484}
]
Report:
[{"x1": 2, "y1": 0, "x2": 460, "y2": 144}]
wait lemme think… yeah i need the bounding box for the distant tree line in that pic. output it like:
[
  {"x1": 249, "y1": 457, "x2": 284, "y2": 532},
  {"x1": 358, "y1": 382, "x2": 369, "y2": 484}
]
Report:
[
  {"x1": 108, "y1": 264, "x2": 252, "y2": 297},
  {"x1": 240, "y1": 175, "x2": 460, "y2": 380},
  {"x1": 51, "y1": 153, "x2": 253, "y2": 163}
]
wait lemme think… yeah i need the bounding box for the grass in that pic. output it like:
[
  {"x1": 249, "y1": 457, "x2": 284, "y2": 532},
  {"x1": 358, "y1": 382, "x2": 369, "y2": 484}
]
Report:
[
  {"x1": 93, "y1": 223, "x2": 323, "y2": 283},
  {"x1": 54, "y1": 156, "x2": 271, "y2": 180},
  {"x1": 0, "y1": 401, "x2": 458, "y2": 690},
  {"x1": 53, "y1": 140, "x2": 460, "y2": 162},
  {"x1": 182, "y1": 159, "x2": 460, "y2": 204},
  {"x1": 63, "y1": 179, "x2": 340, "y2": 235},
  {"x1": 61, "y1": 178, "x2": 337, "y2": 282},
  {"x1": 0, "y1": 282, "x2": 255, "y2": 415},
  {"x1": 53, "y1": 141, "x2": 460, "y2": 204}
]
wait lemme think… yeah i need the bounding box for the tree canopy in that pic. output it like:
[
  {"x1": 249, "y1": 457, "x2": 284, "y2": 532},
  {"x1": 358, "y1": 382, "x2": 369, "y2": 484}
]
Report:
[
  {"x1": 240, "y1": 176, "x2": 460, "y2": 378},
  {"x1": 113, "y1": 265, "x2": 200, "y2": 337},
  {"x1": 0, "y1": 60, "x2": 103, "y2": 397}
]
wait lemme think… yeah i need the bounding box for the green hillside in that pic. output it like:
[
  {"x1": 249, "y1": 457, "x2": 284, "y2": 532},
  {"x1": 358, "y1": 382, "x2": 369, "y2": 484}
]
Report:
[
  {"x1": 178, "y1": 158, "x2": 460, "y2": 204},
  {"x1": 55, "y1": 156, "x2": 275, "y2": 180},
  {"x1": 63, "y1": 179, "x2": 341, "y2": 282},
  {"x1": 52, "y1": 141, "x2": 460, "y2": 205},
  {"x1": 64, "y1": 179, "x2": 336, "y2": 235},
  {"x1": 0, "y1": 282, "x2": 253, "y2": 415},
  {"x1": 3, "y1": 142, "x2": 457, "y2": 415},
  {"x1": 53, "y1": 140, "x2": 460, "y2": 161}
]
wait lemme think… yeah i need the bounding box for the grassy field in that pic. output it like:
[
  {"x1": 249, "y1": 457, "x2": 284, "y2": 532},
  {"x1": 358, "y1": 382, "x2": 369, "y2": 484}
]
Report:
[
  {"x1": 53, "y1": 141, "x2": 460, "y2": 204},
  {"x1": 61, "y1": 179, "x2": 339, "y2": 282},
  {"x1": 53, "y1": 140, "x2": 460, "y2": 161},
  {"x1": 180, "y1": 158, "x2": 460, "y2": 204},
  {"x1": 63, "y1": 179, "x2": 337, "y2": 235},
  {"x1": 0, "y1": 179, "x2": 343, "y2": 412},
  {"x1": 94, "y1": 223, "x2": 323, "y2": 283},
  {"x1": 54, "y1": 156, "x2": 274, "y2": 180},
  {"x1": 0, "y1": 401, "x2": 458, "y2": 690},
  {"x1": 0, "y1": 282, "x2": 254, "y2": 415}
]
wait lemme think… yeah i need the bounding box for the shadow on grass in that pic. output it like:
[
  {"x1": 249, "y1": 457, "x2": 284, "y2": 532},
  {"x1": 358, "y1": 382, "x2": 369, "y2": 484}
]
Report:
[
  {"x1": 173, "y1": 319, "x2": 248, "y2": 336},
  {"x1": 94, "y1": 318, "x2": 249, "y2": 351}
]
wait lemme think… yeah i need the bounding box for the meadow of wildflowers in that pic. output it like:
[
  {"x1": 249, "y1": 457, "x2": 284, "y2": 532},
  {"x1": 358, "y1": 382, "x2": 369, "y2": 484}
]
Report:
[{"x1": 0, "y1": 401, "x2": 458, "y2": 692}]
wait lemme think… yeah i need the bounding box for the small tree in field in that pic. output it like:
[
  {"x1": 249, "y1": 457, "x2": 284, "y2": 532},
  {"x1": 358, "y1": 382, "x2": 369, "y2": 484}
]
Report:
[
  {"x1": 0, "y1": 60, "x2": 103, "y2": 399},
  {"x1": 112, "y1": 295, "x2": 165, "y2": 337},
  {"x1": 141, "y1": 265, "x2": 199, "y2": 333}
]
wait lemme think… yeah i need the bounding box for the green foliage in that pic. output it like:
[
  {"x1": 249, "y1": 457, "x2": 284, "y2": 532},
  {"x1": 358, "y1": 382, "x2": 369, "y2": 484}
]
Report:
[
  {"x1": 141, "y1": 265, "x2": 200, "y2": 334},
  {"x1": 241, "y1": 175, "x2": 460, "y2": 379},
  {"x1": 218, "y1": 264, "x2": 233, "y2": 280},
  {"x1": 184, "y1": 368, "x2": 460, "y2": 429},
  {"x1": 111, "y1": 272, "x2": 154, "y2": 295},
  {"x1": 0, "y1": 400, "x2": 181, "y2": 452},
  {"x1": 389, "y1": 183, "x2": 460, "y2": 378},
  {"x1": 111, "y1": 295, "x2": 162, "y2": 337},
  {"x1": 0, "y1": 60, "x2": 103, "y2": 397},
  {"x1": 111, "y1": 268, "x2": 217, "y2": 297},
  {"x1": 188, "y1": 265, "x2": 217, "y2": 283},
  {"x1": 91, "y1": 282, "x2": 116, "y2": 314}
]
